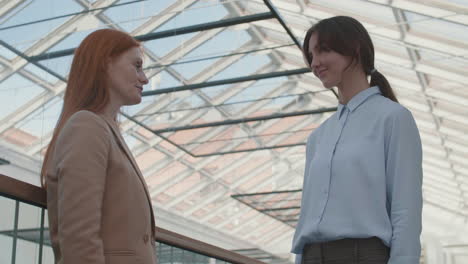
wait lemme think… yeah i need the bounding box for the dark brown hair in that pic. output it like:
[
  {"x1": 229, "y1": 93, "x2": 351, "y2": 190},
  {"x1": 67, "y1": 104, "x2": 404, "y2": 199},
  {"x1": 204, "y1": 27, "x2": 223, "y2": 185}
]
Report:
[
  {"x1": 303, "y1": 16, "x2": 398, "y2": 102},
  {"x1": 40, "y1": 29, "x2": 140, "y2": 188}
]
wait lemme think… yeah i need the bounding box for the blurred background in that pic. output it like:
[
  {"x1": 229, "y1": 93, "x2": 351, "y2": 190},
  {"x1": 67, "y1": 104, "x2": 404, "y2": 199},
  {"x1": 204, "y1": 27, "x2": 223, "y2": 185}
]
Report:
[{"x1": 0, "y1": 0, "x2": 467, "y2": 263}]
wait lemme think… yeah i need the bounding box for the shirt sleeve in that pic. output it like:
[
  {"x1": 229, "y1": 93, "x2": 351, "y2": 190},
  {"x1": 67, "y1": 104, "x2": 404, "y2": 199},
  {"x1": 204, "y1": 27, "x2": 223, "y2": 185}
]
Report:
[
  {"x1": 54, "y1": 111, "x2": 110, "y2": 264},
  {"x1": 291, "y1": 132, "x2": 317, "y2": 257},
  {"x1": 295, "y1": 253, "x2": 302, "y2": 264},
  {"x1": 385, "y1": 108, "x2": 423, "y2": 264}
]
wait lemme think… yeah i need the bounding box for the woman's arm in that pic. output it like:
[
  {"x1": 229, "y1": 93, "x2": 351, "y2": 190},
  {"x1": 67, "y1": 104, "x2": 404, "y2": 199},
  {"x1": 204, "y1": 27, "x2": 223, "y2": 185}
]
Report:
[
  {"x1": 385, "y1": 108, "x2": 423, "y2": 264},
  {"x1": 54, "y1": 111, "x2": 110, "y2": 264},
  {"x1": 292, "y1": 133, "x2": 317, "y2": 264}
]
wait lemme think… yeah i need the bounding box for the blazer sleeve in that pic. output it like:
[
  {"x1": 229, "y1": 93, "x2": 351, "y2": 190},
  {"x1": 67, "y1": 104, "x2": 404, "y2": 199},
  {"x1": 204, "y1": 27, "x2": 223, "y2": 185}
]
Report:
[
  {"x1": 54, "y1": 111, "x2": 110, "y2": 264},
  {"x1": 385, "y1": 108, "x2": 423, "y2": 264}
]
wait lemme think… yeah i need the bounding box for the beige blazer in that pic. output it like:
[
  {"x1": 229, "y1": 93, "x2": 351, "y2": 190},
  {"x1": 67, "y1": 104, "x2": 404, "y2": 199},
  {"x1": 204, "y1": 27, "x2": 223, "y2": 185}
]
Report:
[{"x1": 45, "y1": 110, "x2": 157, "y2": 264}]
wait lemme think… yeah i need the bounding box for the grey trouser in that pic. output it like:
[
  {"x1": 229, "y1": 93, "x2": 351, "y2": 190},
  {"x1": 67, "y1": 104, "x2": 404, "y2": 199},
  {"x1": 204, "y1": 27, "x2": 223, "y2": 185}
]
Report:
[{"x1": 302, "y1": 237, "x2": 390, "y2": 264}]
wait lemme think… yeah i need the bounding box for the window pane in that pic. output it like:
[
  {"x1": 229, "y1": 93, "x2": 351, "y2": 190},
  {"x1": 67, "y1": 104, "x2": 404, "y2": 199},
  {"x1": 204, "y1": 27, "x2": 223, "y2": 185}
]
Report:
[{"x1": 0, "y1": 196, "x2": 16, "y2": 264}]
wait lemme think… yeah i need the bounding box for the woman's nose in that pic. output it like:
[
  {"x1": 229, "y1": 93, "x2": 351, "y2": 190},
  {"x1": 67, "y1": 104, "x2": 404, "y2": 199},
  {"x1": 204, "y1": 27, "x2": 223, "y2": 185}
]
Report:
[
  {"x1": 311, "y1": 56, "x2": 320, "y2": 69},
  {"x1": 140, "y1": 72, "x2": 149, "y2": 85}
]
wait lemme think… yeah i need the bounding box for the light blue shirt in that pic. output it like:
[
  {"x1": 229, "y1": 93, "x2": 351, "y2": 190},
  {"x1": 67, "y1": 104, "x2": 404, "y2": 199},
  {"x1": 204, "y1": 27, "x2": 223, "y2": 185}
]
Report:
[{"x1": 291, "y1": 86, "x2": 422, "y2": 264}]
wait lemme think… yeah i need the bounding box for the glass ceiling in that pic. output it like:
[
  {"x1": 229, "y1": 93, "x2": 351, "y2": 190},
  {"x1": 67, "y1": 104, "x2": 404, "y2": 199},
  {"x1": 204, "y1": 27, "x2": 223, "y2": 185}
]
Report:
[{"x1": 1, "y1": 0, "x2": 468, "y2": 263}]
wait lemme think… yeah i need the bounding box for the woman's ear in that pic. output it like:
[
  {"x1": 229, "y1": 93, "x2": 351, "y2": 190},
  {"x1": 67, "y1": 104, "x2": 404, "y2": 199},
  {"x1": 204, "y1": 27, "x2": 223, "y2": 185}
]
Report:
[
  {"x1": 348, "y1": 46, "x2": 363, "y2": 71},
  {"x1": 353, "y1": 45, "x2": 362, "y2": 64}
]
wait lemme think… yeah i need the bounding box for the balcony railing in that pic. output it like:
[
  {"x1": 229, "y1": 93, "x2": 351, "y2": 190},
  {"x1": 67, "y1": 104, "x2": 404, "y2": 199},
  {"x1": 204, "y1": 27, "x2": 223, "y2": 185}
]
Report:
[{"x1": 0, "y1": 173, "x2": 265, "y2": 264}]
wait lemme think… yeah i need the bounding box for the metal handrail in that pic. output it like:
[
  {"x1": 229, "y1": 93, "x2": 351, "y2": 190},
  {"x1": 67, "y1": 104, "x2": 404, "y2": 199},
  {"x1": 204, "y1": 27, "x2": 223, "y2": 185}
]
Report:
[{"x1": 0, "y1": 173, "x2": 264, "y2": 264}]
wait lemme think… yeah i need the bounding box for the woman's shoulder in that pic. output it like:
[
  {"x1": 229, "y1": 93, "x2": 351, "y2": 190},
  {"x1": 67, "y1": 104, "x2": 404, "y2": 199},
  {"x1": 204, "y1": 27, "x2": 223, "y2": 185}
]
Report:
[
  {"x1": 370, "y1": 96, "x2": 418, "y2": 133},
  {"x1": 54, "y1": 111, "x2": 112, "y2": 156},
  {"x1": 68, "y1": 110, "x2": 104, "y2": 123},
  {"x1": 372, "y1": 95, "x2": 413, "y2": 119},
  {"x1": 61, "y1": 110, "x2": 110, "y2": 137}
]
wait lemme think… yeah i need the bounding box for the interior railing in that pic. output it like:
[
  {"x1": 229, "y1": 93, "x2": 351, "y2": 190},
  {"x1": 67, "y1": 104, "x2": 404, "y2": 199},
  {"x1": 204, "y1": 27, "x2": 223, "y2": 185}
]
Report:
[{"x1": 0, "y1": 173, "x2": 265, "y2": 264}]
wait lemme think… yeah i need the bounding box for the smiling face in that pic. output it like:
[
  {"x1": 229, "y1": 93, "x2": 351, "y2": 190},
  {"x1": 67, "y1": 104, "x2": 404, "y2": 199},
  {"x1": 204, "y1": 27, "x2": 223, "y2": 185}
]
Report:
[
  {"x1": 107, "y1": 46, "x2": 148, "y2": 106},
  {"x1": 306, "y1": 32, "x2": 353, "y2": 89}
]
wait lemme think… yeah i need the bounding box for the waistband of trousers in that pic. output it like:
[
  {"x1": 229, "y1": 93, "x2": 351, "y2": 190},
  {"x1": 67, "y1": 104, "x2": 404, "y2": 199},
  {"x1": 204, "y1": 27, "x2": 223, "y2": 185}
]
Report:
[{"x1": 303, "y1": 237, "x2": 389, "y2": 255}]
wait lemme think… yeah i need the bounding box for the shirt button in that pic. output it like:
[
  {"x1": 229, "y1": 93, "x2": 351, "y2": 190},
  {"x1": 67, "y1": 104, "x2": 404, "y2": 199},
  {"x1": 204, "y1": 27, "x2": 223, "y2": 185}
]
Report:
[
  {"x1": 143, "y1": 234, "x2": 149, "y2": 244},
  {"x1": 323, "y1": 189, "x2": 328, "y2": 194}
]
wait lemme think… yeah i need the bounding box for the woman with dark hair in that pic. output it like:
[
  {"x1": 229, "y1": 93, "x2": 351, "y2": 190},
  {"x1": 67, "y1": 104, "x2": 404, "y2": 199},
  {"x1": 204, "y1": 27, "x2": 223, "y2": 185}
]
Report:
[
  {"x1": 41, "y1": 29, "x2": 156, "y2": 264},
  {"x1": 291, "y1": 16, "x2": 422, "y2": 264}
]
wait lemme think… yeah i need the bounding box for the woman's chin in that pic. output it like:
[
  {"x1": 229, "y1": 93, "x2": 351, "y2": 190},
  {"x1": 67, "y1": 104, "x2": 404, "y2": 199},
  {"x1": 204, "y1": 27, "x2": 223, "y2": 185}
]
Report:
[
  {"x1": 124, "y1": 97, "x2": 142, "y2": 106},
  {"x1": 133, "y1": 97, "x2": 142, "y2": 105},
  {"x1": 321, "y1": 81, "x2": 335, "y2": 89}
]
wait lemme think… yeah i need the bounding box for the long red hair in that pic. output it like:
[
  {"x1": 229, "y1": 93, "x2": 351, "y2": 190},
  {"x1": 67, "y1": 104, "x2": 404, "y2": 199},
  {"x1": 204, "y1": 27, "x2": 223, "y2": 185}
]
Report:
[{"x1": 40, "y1": 29, "x2": 140, "y2": 188}]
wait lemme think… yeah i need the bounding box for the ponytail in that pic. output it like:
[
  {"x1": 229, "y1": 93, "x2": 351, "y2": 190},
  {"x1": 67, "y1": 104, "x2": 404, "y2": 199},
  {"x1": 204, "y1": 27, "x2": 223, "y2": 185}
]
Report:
[{"x1": 370, "y1": 70, "x2": 398, "y2": 103}]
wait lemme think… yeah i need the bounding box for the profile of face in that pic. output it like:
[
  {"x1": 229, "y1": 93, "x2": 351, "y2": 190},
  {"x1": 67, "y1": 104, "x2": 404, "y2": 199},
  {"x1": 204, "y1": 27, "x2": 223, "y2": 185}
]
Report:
[
  {"x1": 107, "y1": 46, "x2": 148, "y2": 106},
  {"x1": 307, "y1": 33, "x2": 353, "y2": 89}
]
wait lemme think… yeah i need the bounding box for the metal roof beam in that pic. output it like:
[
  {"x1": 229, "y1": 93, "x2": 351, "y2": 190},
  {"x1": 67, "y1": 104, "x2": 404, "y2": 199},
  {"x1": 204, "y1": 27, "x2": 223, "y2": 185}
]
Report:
[
  {"x1": 142, "y1": 68, "x2": 310, "y2": 96},
  {"x1": 28, "y1": 12, "x2": 275, "y2": 62},
  {"x1": 148, "y1": 106, "x2": 335, "y2": 134}
]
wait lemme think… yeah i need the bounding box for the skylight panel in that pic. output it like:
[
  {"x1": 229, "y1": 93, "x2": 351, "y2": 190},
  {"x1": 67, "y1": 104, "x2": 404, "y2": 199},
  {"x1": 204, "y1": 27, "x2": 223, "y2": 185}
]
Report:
[
  {"x1": 155, "y1": 1, "x2": 228, "y2": 32},
  {"x1": 405, "y1": 11, "x2": 468, "y2": 43},
  {"x1": 37, "y1": 55, "x2": 73, "y2": 80},
  {"x1": 0, "y1": 0, "x2": 83, "y2": 52},
  {"x1": 143, "y1": 32, "x2": 198, "y2": 58},
  {"x1": 103, "y1": 0, "x2": 173, "y2": 32},
  {"x1": 23, "y1": 64, "x2": 59, "y2": 85},
  {"x1": 14, "y1": 97, "x2": 62, "y2": 138},
  {"x1": 0, "y1": 74, "x2": 44, "y2": 120},
  {"x1": 0, "y1": 45, "x2": 17, "y2": 60},
  {"x1": 210, "y1": 53, "x2": 271, "y2": 81}
]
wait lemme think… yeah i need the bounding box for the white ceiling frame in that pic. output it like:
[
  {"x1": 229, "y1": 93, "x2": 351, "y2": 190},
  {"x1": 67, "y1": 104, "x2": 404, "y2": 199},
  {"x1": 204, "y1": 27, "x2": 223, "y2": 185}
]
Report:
[
  {"x1": 2, "y1": 1, "x2": 468, "y2": 261},
  {"x1": 393, "y1": 8, "x2": 468, "y2": 214},
  {"x1": 0, "y1": 0, "x2": 119, "y2": 138},
  {"x1": 366, "y1": 0, "x2": 468, "y2": 26},
  {"x1": 424, "y1": 180, "x2": 463, "y2": 200},
  {"x1": 0, "y1": 0, "x2": 27, "y2": 22},
  {"x1": 136, "y1": 68, "x2": 310, "y2": 221},
  {"x1": 173, "y1": 106, "x2": 321, "y2": 222},
  {"x1": 137, "y1": 65, "x2": 278, "y2": 183},
  {"x1": 210, "y1": 119, "x2": 321, "y2": 229},
  {"x1": 141, "y1": 0, "x2": 314, "y2": 217},
  {"x1": 23, "y1": 0, "x2": 206, "y2": 157}
]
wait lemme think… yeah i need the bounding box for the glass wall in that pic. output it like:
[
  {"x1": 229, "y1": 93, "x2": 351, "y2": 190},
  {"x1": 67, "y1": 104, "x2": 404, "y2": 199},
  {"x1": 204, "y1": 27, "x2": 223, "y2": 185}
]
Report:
[{"x1": 0, "y1": 194, "x2": 230, "y2": 264}]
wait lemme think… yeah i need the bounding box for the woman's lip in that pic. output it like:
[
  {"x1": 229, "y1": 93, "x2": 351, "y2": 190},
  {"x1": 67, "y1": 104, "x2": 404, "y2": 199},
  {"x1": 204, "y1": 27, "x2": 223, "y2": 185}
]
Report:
[{"x1": 318, "y1": 69, "x2": 327, "y2": 78}]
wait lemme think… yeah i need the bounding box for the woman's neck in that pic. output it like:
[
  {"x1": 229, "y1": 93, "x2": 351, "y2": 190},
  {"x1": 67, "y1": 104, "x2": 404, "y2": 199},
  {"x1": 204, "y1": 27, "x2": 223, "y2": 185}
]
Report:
[
  {"x1": 101, "y1": 100, "x2": 120, "y2": 125},
  {"x1": 336, "y1": 70, "x2": 370, "y2": 105}
]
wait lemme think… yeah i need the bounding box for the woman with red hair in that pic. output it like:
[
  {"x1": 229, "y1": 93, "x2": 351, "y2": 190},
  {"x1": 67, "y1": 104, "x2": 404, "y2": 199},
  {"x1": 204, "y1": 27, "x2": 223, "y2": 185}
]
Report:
[{"x1": 41, "y1": 29, "x2": 156, "y2": 264}]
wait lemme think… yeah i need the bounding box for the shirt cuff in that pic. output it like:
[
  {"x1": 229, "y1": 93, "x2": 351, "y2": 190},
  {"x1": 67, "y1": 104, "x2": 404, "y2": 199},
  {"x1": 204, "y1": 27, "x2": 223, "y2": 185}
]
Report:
[
  {"x1": 388, "y1": 255, "x2": 420, "y2": 264},
  {"x1": 295, "y1": 254, "x2": 302, "y2": 264}
]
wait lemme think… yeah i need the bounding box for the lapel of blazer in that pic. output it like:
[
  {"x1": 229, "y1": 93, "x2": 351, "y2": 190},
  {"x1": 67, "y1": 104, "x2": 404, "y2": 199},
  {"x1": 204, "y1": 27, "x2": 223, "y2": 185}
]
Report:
[{"x1": 99, "y1": 116, "x2": 156, "y2": 234}]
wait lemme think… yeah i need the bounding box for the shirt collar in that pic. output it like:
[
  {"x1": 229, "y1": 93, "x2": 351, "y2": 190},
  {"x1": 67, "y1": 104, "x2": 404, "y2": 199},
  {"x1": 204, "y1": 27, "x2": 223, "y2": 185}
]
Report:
[{"x1": 337, "y1": 86, "x2": 381, "y2": 119}]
